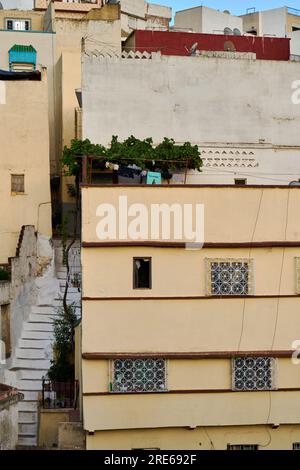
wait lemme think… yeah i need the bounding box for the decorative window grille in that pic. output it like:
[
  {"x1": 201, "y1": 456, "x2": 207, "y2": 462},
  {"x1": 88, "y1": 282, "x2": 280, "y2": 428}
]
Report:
[
  {"x1": 295, "y1": 258, "x2": 300, "y2": 294},
  {"x1": 110, "y1": 358, "x2": 167, "y2": 393},
  {"x1": 293, "y1": 443, "x2": 300, "y2": 450},
  {"x1": 205, "y1": 258, "x2": 254, "y2": 296},
  {"x1": 11, "y1": 174, "x2": 25, "y2": 193},
  {"x1": 227, "y1": 444, "x2": 258, "y2": 450},
  {"x1": 232, "y1": 357, "x2": 276, "y2": 391}
]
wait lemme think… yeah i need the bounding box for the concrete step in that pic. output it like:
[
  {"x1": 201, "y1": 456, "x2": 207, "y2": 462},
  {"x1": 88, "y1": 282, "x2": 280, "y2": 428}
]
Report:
[
  {"x1": 17, "y1": 379, "x2": 42, "y2": 391},
  {"x1": 19, "y1": 411, "x2": 37, "y2": 424},
  {"x1": 16, "y1": 348, "x2": 46, "y2": 360},
  {"x1": 11, "y1": 358, "x2": 51, "y2": 370},
  {"x1": 18, "y1": 339, "x2": 49, "y2": 349},
  {"x1": 23, "y1": 322, "x2": 53, "y2": 332},
  {"x1": 28, "y1": 314, "x2": 55, "y2": 324},
  {"x1": 22, "y1": 330, "x2": 53, "y2": 340},
  {"x1": 19, "y1": 391, "x2": 39, "y2": 401},
  {"x1": 18, "y1": 435, "x2": 37, "y2": 447},
  {"x1": 18, "y1": 401, "x2": 38, "y2": 412},
  {"x1": 19, "y1": 423, "x2": 38, "y2": 436},
  {"x1": 31, "y1": 306, "x2": 56, "y2": 315},
  {"x1": 17, "y1": 370, "x2": 48, "y2": 380}
]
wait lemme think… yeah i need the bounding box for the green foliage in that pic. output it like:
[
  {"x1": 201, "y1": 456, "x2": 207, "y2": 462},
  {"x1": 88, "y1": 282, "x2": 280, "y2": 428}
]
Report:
[
  {"x1": 47, "y1": 304, "x2": 78, "y2": 381},
  {"x1": 61, "y1": 136, "x2": 202, "y2": 177},
  {"x1": 0, "y1": 267, "x2": 9, "y2": 281}
]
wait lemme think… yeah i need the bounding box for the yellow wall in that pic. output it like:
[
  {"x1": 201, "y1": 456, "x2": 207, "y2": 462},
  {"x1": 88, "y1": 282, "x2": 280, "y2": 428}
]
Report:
[
  {"x1": 287, "y1": 13, "x2": 300, "y2": 32},
  {"x1": 0, "y1": 10, "x2": 44, "y2": 31},
  {"x1": 38, "y1": 409, "x2": 70, "y2": 448},
  {"x1": 82, "y1": 246, "x2": 299, "y2": 297},
  {"x1": 81, "y1": 185, "x2": 300, "y2": 448},
  {"x1": 0, "y1": 73, "x2": 52, "y2": 263},
  {"x1": 86, "y1": 425, "x2": 300, "y2": 450},
  {"x1": 81, "y1": 186, "x2": 300, "y2": 244}
]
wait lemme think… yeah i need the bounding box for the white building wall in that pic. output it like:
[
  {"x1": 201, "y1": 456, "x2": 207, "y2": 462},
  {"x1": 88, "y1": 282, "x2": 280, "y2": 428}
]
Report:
[
  {"x1": 260, "y1": 7, "x2": 287, "y2": 37},
  {"x1": 0, "y1": 0, "x2": 34, "y2": 10},
  {"x1": 290, "y1": 30, "x2": 300, "y2": 56},
  {"x1": 82, "y1": 53, "x2": 300, "y2": 185},
  {"x1": 175, "y1": 6, "x2": 243, "y2": 34}
]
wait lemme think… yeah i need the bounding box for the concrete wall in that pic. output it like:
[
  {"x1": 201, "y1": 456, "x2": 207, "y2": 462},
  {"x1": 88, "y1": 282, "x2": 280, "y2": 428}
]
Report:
[
  {"x1": 260, "y1": 8, "x2": 287, "y2": 38},
  {"x1": 175, "y1": 6, "x2": 243, "y2": 34},
  {"x1": 82, "y1": 53, "x2": 300, "y2": 185},
  {"x1": 0, "y1": 385, "x2": 22, "y2": 450},
  {"x1": 0, "y1": 0, "x2": 34, "y2": 10},
  {"x1": 38, "y1": 409, "x2": 70, "y2": 448},
  {"x1": 86, "y1": 425, "x2": 300, "y2": 450},
  {"x1": 0, "y1": 10, "x2": 44, "y2": 31},
  {"x1": 0, "y1": 30, "x2": 57, "y2": 174},
  {"x1": 81, "y1": 185, "x2": 300, "y2": 448},
  {"x1": 0, "y1": 75, "x2": 52, "y2": 263},
  {"x1": 290, "y1": 30, "x2": 300, "y2": 56}
]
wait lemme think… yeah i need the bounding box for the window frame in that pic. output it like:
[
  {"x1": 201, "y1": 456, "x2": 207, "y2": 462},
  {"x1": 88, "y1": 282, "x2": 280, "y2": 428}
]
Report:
[
  {"x1": 109, "y1": 358, "x2": 168, "y2": 394},
  {"x1": 133, "y1": 257, "x2": 152, "y2": 290},
  {"x1": 11, "y1": 174, "x2": 25, "y2": 195},
  {"x1": 205, "y1": 258, "x2": 255, "y2": 296},
  {"x1": 5, "y1": 18, "x2": 31, "y2": 31},
  {"x1": 232, "y1": 356, "x2": 277, "y2": 392}
]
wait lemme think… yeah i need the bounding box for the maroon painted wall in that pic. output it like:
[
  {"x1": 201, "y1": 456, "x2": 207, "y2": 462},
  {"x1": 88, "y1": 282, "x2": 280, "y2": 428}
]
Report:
[{"x1": 125, "y1": 30, "x2": 290, "y2": 61}]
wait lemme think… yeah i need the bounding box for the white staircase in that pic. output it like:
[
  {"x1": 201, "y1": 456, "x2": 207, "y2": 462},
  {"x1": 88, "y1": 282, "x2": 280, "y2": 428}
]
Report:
[{"x1": 10, "y1": 240, "x2": 81, "y2": 447}]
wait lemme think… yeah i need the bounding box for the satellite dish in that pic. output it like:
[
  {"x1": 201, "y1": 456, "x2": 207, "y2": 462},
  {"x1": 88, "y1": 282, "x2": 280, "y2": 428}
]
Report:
[
  {"x1": 188, "y1": 42, "x2": 198, "y2": 56},
  {"x1": 233, "y1": 28, "x2": 242, "y2": 36},
  {"x1": 224, "y1": 27, "x2": 233, "y2": 35}
]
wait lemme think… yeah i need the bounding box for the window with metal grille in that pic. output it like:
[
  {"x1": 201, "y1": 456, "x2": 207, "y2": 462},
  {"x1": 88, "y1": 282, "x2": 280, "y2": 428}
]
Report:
[
  {"x1": 133, "y1": 257, "x2": 152, "y2": 289},
  {"x1": 293, "y1": 443, "x2": 300, "y2": 450},
  {"x1": 11, "y1": 174, "x2": 25, "y2": 194},
  {"x1": 5, "y1": 19, "x2": 31, "y2": 31},
  {"x1": 110, "y1": 358, "x2": 167, "y2": 393},
  {"x1": 232, "y1": 357, "x2": 275, "y2": 391},
  {"x1": 206, "y1": 258, "x2": 254, "y2": 296},
  {"x1": 227, "y1": 444, "x2": 258, "y2": 450}
]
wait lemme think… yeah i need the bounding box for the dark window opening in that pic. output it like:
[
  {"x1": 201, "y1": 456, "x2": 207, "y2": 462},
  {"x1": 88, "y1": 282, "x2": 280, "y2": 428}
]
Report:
[
  {"x1": 11, "y1": 174, "x2": 25, "y2": 193},
  {"x1": 235, "y1": 178, "x2": 247, "y2": 185},
  {"x1": 133, "y1": 257, "x2": 152, "y2": 289},
  {"x1": 292, "y1": 26, "x2": 300, "y2": 32},
  {"x1": 6, "y1": 20, "x2": 13, "y2": 30}
]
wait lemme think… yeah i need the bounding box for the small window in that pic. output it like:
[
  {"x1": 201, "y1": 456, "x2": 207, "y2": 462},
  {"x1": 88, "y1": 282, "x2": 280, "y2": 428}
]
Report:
[
  {"x1": 228, "y1": 444, "x2": 258, "y2": 450},
  {"x1": 110, "y1": 358, "x2": 167, "y2": 393},
  {"x1": 5, "y1": 19, "x2": 31, "y2": 31},
  {"x1": 11, "y1": 174, "x2": 25, "y2": 194},
  {"x1": 292, "y1": 27, "x2": 300, "y2": 32},
  {"x1": 206, "y1": 258, "x2": 254, "y2": 296},
  {"x1": 133, "y1": 257, "x2": 151, "y2": 289},
  {"x1": 293, "y1": 443, "x2": 300, "y2": 450},
  {"x1": 235, "y1": 178, "x2": 247, "y2": 185},
  {"x1": 232, "y1": 357, "x2": 275, "y2": 391}
]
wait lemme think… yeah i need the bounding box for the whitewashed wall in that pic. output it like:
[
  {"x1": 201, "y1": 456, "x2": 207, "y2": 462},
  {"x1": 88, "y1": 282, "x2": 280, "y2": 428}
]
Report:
[{"x1": 82, "y1": 53, "x2": 300, "y2": 185}]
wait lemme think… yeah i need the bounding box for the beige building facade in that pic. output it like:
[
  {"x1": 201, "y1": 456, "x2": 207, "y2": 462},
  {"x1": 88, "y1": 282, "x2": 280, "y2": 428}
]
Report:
[
  {"x1": 81, "y1": 185, "x2": 300, "y2": 450},
  {"x1": 0, "y1": 72, "x2": 52, "y2": 264}
]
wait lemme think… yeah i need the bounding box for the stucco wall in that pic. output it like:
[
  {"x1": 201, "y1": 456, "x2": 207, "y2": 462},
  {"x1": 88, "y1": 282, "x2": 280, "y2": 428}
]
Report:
[
  {"x1": 0, "y1": 1, "x2": 34, "y2": 12},
  {"x1": 82, "y1": 53, "x2": 300, "y2": 185},
  {"x1": 0, "y1": 76, "x2": 52, "y2": 263},
  {"x1": 174, "y1": 6, "x2": 243, "y2": 34},
  {"x1": 86, "y1": 424, "x2": 300, "y2": 450},
  {"x1": 0, "y1": 30, "x2": 57, "y2": 174}
]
